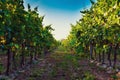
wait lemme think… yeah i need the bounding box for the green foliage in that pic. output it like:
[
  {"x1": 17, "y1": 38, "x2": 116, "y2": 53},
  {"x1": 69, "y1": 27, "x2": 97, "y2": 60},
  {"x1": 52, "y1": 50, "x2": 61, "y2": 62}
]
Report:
[
  {"x1": 0, "y1": 0, "x2": 58, "y2": 75},
  {"x1": 65, "y1": 0, "x2": 120, "y2": 56},
  {"x1": 0, "y1": 63, "x2": 5, "y2": 74},
  {"x1": 83, "y1": 72, "x2": 95, "y2": 80},
  {"x1": 0, "y1": 0, "x2": 57, "y2": 52},
  {"x1": 111, "y1": 75, "x2": 118, "y2": 80}
]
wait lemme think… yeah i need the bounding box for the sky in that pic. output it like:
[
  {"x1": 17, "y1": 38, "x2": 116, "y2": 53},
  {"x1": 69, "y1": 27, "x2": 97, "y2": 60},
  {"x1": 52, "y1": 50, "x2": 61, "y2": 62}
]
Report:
[{"x1": 24, "y1": 0, "x2": 92, "y2": 40}]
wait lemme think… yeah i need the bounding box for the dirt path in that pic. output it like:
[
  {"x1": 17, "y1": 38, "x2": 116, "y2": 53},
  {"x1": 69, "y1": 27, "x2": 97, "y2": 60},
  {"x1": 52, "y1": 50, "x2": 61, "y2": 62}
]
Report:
[{"x1": 14, "y1": 51, "x2": 113, "y2": 80}]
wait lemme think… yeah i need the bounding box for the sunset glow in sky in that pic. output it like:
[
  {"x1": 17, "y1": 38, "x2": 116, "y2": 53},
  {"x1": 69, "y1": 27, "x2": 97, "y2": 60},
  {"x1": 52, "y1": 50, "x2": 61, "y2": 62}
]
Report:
[{"x1": 24, "y1": 0, "x2": 92, "y2": 40}]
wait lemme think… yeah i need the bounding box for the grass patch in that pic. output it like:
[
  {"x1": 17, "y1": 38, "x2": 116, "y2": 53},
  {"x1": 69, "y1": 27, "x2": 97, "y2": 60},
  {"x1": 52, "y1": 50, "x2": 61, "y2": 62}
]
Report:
[
  {"x1": 111, "y1": 74, "x2": 118, "y2": 80},
  {"x1": 0, "y1": 63, "x2": 5, "y2": 74},
  {"x1": 83, "y1": 71, "x2": 96, "y2": 80},
  {"x1": 29, "y1": 68, "x2": 45, "y2": 78}
]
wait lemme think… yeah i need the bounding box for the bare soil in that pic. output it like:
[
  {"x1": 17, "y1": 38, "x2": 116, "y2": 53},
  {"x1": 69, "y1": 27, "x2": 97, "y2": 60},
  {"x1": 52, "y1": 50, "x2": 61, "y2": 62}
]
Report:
[{"x1": 13, "y1": 52, "x2": 114, "y2": 80}]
